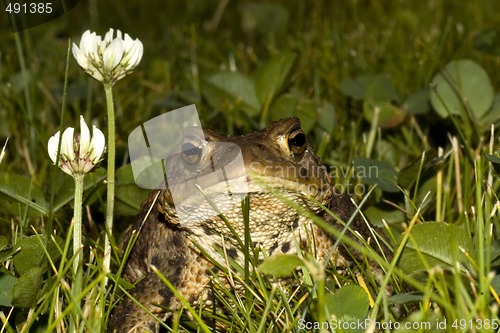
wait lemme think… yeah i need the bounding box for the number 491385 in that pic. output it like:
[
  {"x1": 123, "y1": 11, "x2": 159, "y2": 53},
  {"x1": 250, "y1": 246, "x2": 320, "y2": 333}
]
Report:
[{"x1": 5, "y1": 2, "x2": 53, "y2": 14}]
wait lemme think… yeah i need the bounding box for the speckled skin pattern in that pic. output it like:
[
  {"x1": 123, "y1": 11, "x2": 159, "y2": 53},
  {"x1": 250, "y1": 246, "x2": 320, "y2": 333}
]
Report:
[{"x1": 108, "y1": 118, "x2": 380, "y2": 332}]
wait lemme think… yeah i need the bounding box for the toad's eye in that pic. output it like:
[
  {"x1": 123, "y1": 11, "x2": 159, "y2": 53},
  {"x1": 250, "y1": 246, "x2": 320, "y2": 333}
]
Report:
[
  {"x1": 288, "y1": 128, "x2": 306, "y2": 157},
  {"x1": 181, "y1": 140, "x2": 203, "y2": 164}
]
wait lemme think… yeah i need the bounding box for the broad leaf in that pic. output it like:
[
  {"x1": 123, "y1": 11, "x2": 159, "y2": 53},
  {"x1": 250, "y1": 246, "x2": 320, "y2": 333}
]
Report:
[
  {"x1": 115, "y1": 164, "x2": 150, "y2": 215},
  {"x1": 479, "y1": 94, "x2": 500, "y2": 128},
  {"x1": 405, "y1": 89, "x2": 430, "y2": 115},
  {"x1": 316, "y1": 101, "x2": 336, "y2": 133},
  {"x1": 269, "y1": 94, "x2": 316, "y2": 133},
  {"x1": 353, "y1": 158, "x2": 399, "y2": 192},
  {"x1": 242, "y1": 2, "x2": 289, "y2": 36},
  {"x1": 0, "y1": 172, "x2": 48, "y2": 216},
  {"x1": 363, "y1": 99, "x2": 405, "y2": 128},
  {"x1": 203, "y1": 71, "x2": 261, "y2": 116},
  {"x1": 12, "y1": 267, "x2": 44, "y2": 308},
  {"x1": 0, "y1": 235, "x2": 8, "y2": 251},
  {"x1": 340, "y1": 74, "x2": 399, "y2": 100},
  {"x1": 474, "y1": 28, "x2": 500, "y2": 55},
  {"x1": 255, "y1": 52, "x2": 296, "y2": 105},
  {"x1": 10, "y1": 70, "x2": 32, "y2": 93},
  {"x1": 325, "y1": 285, "x2": 369, "y2": 333},
  {"x1": 0, "y1": 273, "x2": 16, "y2": 306},
  {"x1": 485, "y1": 153, "x2": 500, "y2": 175},
  {"x1": 412, "y1": 175, "x2": 437, "y2": 214},
  {"x1": 339, "y1": 77, "x2": 366, "y2": 99},
  {"x1": 390, "y1": 292, "x2": 425, "y2": 305},
  {"x1": 12, "y1": 235, "x2": 61, "y2": 276},
  {"x1": 340, "y1": 74, "x2": 389, "y2": 100},
  {"x1": 491, "y1": 275, "x2": 500, "y2": 296},
  {"x1": 258, "y1": 254, "x2": 304, "y2": 278},
  {"x1": 399, "y1": 223, "x2": 476, "y2": 275},
  {"x1": 430, "y1": 59, "x2": 494, "y2": 120},
  {"x1": 362, "y1": 75, "x2": 404, "y2": 128},
  {"x1": 397, "y1": 151, "x2": 440, "y2": 189},
  {"x1": 364, "y1": 75, "x2": 400, "y2": 103},
  {"x1": 489, "y1": 238, "x2": 500, "y2": 264},
  {"x1": 364, "y1": 205, "x2": 405, "y2": 228}
]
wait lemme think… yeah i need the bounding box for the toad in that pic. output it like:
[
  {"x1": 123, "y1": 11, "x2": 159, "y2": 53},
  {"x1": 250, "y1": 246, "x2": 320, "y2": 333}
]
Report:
[{"x1": 108, "y1": 117, "x2": 385, "y2": 332}]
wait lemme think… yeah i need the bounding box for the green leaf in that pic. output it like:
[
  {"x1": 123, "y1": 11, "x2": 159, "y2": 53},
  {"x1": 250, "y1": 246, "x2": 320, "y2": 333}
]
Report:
[
  {"x1": 202, "y1": 71, "x2": 261, "y2": 116},
  {"x1": 491, "y1": 275, "x2": 500, "y2": 296},
  {"x1": 399, "y1": 223, "x2": 476, "y2": 275},
  {"x1": 474, "y1": 28, "x2": 500, "y2": 55},
  {"x1": 269, "y1": 94, "x2": 317, "y2": 133},
  {"x1": 363, "y1": 99, "x2": 405, "y2": 128},
  {"x1": 339, "y1": 78, "x2": 365, "y2": 99},
  {"x1": 12, "y1": 235, "x2": 61, "y2": 276},
  {"x1": 258, "y1": 254, "x2": 304, "y2": 278},
  {"x1": 115, "y1": 183, "x2": 150, "y2": 215},
  {"x1": 390, "y1": 292, "x2": 425, "y2": 304},
  {"x1": 0, "y1": 235, "x2": 8, "y2": 251},
  {"x1": 255, "y1": 52, "x2": 297, "y2": 105},
  {"x1": 479, "y1": 94, "x2": 500, "y2": 128},
  {"x1": 430, "y1": 59, "x2": 494, "y2": 119},
  {"x1": 353, "y1": 158, "x2": 399, "y2": 192},
  {"x1": 397, "y1": 151, "x2": 443, "y2": 193},
  {"x1": 12, "y1": 267, "x2": 44, "y2": 308},
  {"x1": 0, "y1": 242, "x2": 18, "y2": 261},
  {"x1": 325, "y1": 285, "x2": 369, "y2": 333},
  {"x1": 364, "y1": 75, "x2": 400, "y2": 103},
  {"x1": 115, "y1": 164, "x2": 150, "y2": 215},
  {"x1": 116, "y1": 164, "x2": 138, "y2": 184},
  {"x1": 316, "y1": 101, "x2": 336, "y2": 133},
  {"x1": 405, "y1": 89, "x2": 430, "y2": 115},
  {"x1": 340, "y1": 74, "x2": 398, "y2": 101},
  {"x1": 0, "y1": 273, "x2": 16, "y2": 306},
  {"x1": 364, "y1": 205, "x2": 406, "y2": 228},
  {"x1": 358, "y1": 75, "x2": 404, "y2": 128},
  {"x1": 0, "y1": 172, "x2": 48, "y2": 216},
  {"x1": 412, "y1": 176, "x2": 437, "y2": 214},
  {"x1": 397, "y1": 164, "x2": 422, "y2": 191},
  {"x1": 339, "y1": 75, "x2": 379, "y2": 99},
  {"x1": 242, "y1": 2, "x2": 289, "y2": 36},
  {"x1": 485, "y1": 153, "x2": 500, "y2": 175},
  {"x1": 10, "y1": 70, "x2": 32, "y2": 93},
  {"x1": 489, "y1": 239, "x2": 500, "y2": 263}
]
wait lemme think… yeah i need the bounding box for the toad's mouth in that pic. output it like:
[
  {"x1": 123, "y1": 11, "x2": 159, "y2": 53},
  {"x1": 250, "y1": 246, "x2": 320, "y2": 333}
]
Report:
[
  {"x1": 160, "y1": 174, "x2": 333, "y2": 228},
  {"x1": 164, "y1": 168, "x2": 331, "y2": 203},
  {"x1": 161, "y1": 171, "x2": 332, "y2": 224}
]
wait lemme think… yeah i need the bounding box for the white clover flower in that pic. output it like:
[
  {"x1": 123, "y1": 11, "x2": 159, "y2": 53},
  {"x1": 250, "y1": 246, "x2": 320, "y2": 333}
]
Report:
[
  {"x1": 72, "y1": 28, "x2": 143, "y2": 85},
  {"x1": 48, "y1": 116, "x2": 106, "y2": 176}
]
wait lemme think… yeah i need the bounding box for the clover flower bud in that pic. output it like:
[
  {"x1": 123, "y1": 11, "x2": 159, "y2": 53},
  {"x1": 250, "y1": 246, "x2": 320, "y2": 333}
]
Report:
[{"x1": 48, "y1": 116, "x2": 105, "y2": 176}]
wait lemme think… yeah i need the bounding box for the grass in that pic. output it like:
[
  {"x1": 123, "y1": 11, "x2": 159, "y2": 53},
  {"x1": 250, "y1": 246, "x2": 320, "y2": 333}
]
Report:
[{"x1": 1, "y1": 0, "x2": 500, "y2": 332}]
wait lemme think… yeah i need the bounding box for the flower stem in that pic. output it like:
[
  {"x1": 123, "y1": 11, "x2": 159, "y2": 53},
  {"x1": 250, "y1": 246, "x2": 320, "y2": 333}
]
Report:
[
  {"x1": 72, "y1": 173, "x2": 85, "y2": 293},
  {"x1": 103, "y1": 83, "x2": 116, "y2": 283}
]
